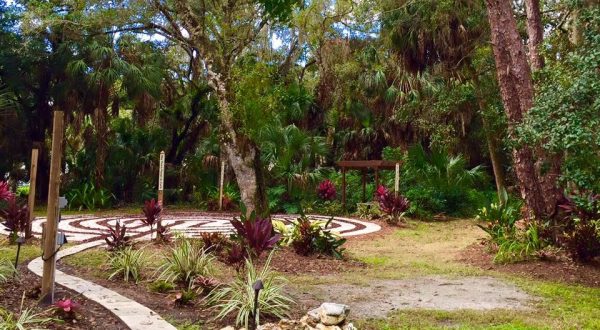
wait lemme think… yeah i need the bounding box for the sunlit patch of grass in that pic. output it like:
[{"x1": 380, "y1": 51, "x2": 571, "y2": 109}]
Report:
[
  {"x1": 360, "y1": 255, "x2": 391, "y2": 266},
  {"x1": 61, "y1": 248, "x2": 111, "y2": 278},
  {"x1": 356, "y1": 309, "x2": 546, "y2": 329},
  {"x1": 0, "y1": 235, "x2": 42, "y2": 265}
]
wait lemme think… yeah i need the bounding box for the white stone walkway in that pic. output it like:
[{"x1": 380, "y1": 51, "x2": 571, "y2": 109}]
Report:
[{"x1": 28, "y1": 240, "x2": 176, "y2": 330}]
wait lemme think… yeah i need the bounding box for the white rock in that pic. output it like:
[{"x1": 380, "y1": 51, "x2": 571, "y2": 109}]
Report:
[
  {"x1": 319, "y1": 303, "x2": 350, "y2": 326},
  {"x1": 342, "y1": 323, "x2": 357, "y2": 330}
]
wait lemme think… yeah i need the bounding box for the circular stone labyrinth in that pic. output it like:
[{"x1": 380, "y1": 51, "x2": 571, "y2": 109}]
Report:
[{"x1": 27, "y1": 212, "x2": 381, "y2": 243}]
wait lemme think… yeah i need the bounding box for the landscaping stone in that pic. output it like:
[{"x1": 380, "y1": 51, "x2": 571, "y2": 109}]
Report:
[
  {"x1": 319, "y1": 302, "x2": 349, "y2": 325},
  {"x1": 258, "y1": 302, "x2": 353, "y2": 330}
]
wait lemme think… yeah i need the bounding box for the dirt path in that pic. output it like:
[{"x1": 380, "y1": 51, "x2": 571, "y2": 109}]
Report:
[{"x1": 295, "y1": 276, "x2": 533, "y2": 318}]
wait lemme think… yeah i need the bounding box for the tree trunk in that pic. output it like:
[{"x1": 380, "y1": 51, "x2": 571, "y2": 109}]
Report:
[
  {"x1": 525, "y1": 0, "x2": 564, "y2": 215},
  {"x1": 209, "y1": 73, "x2": 268, "y2": 217},
  {"x1": 524, "y1": 0, "x2": 545, "y2": 71},
  {"x1": 481, "y1": 115, "x2": 506, "y2": 203},
  {"x1": 485, "y1": 0, "x2": 546, "y2": 219}
]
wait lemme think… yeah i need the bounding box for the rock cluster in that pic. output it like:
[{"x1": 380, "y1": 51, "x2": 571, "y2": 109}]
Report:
[{"x1": 221, "y1": 302, "x2": 355, "y2": 330}]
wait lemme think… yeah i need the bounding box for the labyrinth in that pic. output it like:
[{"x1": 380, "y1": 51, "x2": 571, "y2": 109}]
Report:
[{"x1": 27, "y1": 212, "x2": 381, "y2": 242}]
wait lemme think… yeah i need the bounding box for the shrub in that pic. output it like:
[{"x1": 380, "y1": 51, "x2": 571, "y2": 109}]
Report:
[
  {"x1": 156, "y1": 221, "x2": 173, "y2": 243},
  {"x1": 66, "y1": 182, "x2": 114, "y2": 211},
  {"x1": 0, "y1": 306, "x2": 53, "y2": 330},
  {"x1": 316, "y1": 179, "x2": 336, "y2": 201},
  {"x1": 230, "y1": 213, "x2": 280, "y2": 259},
  {"x1": 0, "y1": 198, "x2": 28, "y2": 243},
  {"x1": 173, "y1": 290, "x2": 197, "y2": 306},
  {"x1": 374, "y1": 185, "x2": 409, "y2": 225},
  {"x1": 149, "y1": 280, "x2": 175, "y2": 293},
  {"x1": 476, "y1": 191, "x2": 522, "y2": 242},
  {"x1": 558, "y1": 194, "x2": 600, "y2": 262},
  {"x1": 207, "y1": 252, "x2": 293, "y2": 328},
  {"x1": 156, "y1": 238, "x2": 215, "y2": 288},
  {"x1": 288, "y1": 216, "x2": 346, "y2": 259},
  {"x1": 200, "y1": 232, "x2": 227, "y2": 253},
  {"x1": 0, "y1": 181, "x2": 14, "y2": 202},
  {"x1": 225, "y1": 242, "x2": 247, "y2": 270},
  {"x1": 563, "y1": 220, "x2": 600, "y2": 262},
  {"x1": 494, "y1": 223, "x2": 544, "y2": 264},
  {"x1": 104, "y1": 220, "x2": 131, "y2": 251},
  {"x1": 108, "y1": 246, "x2": 146, "y2": 283},
  {"x1": 142, "y1": 199, "x2": 162, "y2": 239}
]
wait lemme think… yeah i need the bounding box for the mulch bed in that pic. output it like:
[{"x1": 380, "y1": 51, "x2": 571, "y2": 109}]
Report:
[
  {"x1": 0, "y1": 264, "x2": 127, "y2": 329},
  {"x1": 458, "y1": 241, "x2": 600, "y2": 287},
  {"x1": 56, "y1": 245, "x2": 363, "y2": 329}
]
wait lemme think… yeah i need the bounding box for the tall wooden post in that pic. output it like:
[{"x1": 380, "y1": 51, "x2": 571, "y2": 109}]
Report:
[
  {"x1": 341, "y1": 167, "x2": 347, "y2": 210},
  {"x1": 41, "y1": 111, "x2": 64, "y2": 304},
  {"x1": 26, "y1": 149, "x2": 39, "y2": 239},
  {"x1": 218, "y1": 160, "x2": 225, "y2": 211},
  {"x1": 158, "y1": 151, "x2": 165, "y2": 206}
]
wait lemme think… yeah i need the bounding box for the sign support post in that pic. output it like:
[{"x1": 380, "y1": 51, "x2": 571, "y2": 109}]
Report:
[
  {"x1": 394, "y1": 163, "x2": 400, "y2": 197},
  {"x1": 41, "y1": 111, "x2": 64, "y2": 304},
  {"x1": 26, "y1": 148, "x2": 39, "y2": 239},
  {"x1": 219, "y1": 160, "x2": 225, "y2": 211}
]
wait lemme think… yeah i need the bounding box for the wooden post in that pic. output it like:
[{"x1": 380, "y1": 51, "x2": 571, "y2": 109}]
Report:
[
  {"x1": 26, "y1": 148, "x2": 39, "y2": 239},
  {"x1": 342, "y1": 167, "x2": 347, "y2": 210},
  {"x1": 395, "y1": 163, "x2": 400, "y2": 196},
  {"x1": 361, "y1": 170, "x2": 366, "y2": 202},
  {"x1": 157, "y1": 151, "x2": 165, "y2": 206},
  {"x1": 218, "y1": 160, "x2": 225, "y2": 211},
  {"x1": 41, "y1": 111, "x2": 64, "y2": 304}
]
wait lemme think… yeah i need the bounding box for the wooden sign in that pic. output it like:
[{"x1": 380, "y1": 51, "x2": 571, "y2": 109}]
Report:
[{"x1": 158, "y1": 151, "x2": 165, "y2": 206}]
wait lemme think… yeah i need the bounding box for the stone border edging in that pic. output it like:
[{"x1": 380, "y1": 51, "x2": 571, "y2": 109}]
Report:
[{"x1": 28, "y1": 240, "x2": 176, "y2": 330}]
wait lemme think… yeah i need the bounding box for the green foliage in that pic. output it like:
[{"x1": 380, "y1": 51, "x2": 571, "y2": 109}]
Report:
[
  {"x1": 0, "y1": 258, "x2": 16, "y2": 283},
  {"x1": 476, "y1": 190, "x2": 522, "y2": 241},
  {"x1": 149, "y1": 280, "x2": 175, "y2": 293},
  {"x1": 494, "y1": 224, "x2": 543, "y2": 264},
  {"x1": 402, "y1": 144, "x2": 487, "y2": 217},
  {"x1": 156, "y1": 238, "x2": 215, "y2": 288},
  {"x1": 0, "y1": 307, "x2": 53, "y2": 330},
  {"x1": 207, "y1": 252, "x2": 293, "y2": 328},
  {"x1": 519, "y1": 5, "x2": 600, "y2": 193},
  {"x1": 66, "y1": 183, "x2": 114, "y2": 211},
  {"x1": 274, "y1": 215, "x2": 346, "y2": 259},
  {"x1": 563, "y1": 219, "x2": 600, "y2": 263},
  {"x1": 108, "y1": 246, "x2": 146, "y2": 283}
]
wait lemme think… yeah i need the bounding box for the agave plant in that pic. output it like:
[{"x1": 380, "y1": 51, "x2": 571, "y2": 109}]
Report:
[
  {"x1": 142, "y1": 199, "x2": 162, "y2": 240},
  {"x1": 207, "y1": 252, "x2": 294, "y2": 328},
  {"x1": 230, "y1": 213, "x2": 280, "y2": 259},
  {"x1": 104, "y1": 220, "x2": 131, "y2": 251}
]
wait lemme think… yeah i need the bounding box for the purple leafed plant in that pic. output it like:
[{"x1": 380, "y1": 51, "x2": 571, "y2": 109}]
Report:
[
  {"x1": 142, "y1": 199, "x2": 162, "y2": 239},
  {"x1": 375, "y1": 185, "x2": 409, "y2": 222},
  {"x1": 317, "y1": 179, "x2": 337, "y2": 201},
  {"x1": 0, "y1": 181, "x2": 13, "y2": 202},
  {"x1": 105, "y1": 220, "x2": 131, "y2": 251},
  {"x1": 225, "y1": 242, "x2": 247, "y2": 270},
  {"x1": 230, "y1": 215, "x2": 280, "y2": 258},
  {"x1": 0, "y1": 198, "x2": 28, "y2": 242}
]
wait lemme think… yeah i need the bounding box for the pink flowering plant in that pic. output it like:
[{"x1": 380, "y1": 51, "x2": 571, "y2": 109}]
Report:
[
  {"x1": 54, "y1": 298, "x2": 80, "y2": 320},
  {"x1": 0, "y1": 181, "x2": 13, "y2": 202},
  {"x1": 316, "y1": 179, "x2": 336, "y2": 201}
]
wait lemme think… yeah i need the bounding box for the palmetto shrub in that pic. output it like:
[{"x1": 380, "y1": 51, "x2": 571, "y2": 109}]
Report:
[
  {"x1": 207, "y1": 252, "x2": 293, "y2": 328},
  {"x1": 156, "y1": 238, "x2": 215, "y2": 288},
  {"x1": 108, "y1": 246, "x2": 146, "y2": 283}
]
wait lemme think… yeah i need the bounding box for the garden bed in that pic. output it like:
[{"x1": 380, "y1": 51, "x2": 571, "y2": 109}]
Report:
[
  {"x1": 0, "y1": 264, "x2": 127, "y2": 329},
  {"x1": 458, "y1": 241, "x2": 600, "y2": 287}
]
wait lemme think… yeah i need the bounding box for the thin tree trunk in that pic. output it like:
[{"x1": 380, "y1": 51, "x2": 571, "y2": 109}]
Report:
[
  {"x1": 481, "y1": 115, "x2": 506, "y2": 203},
  {"x1": 485, "y1": 0, "x2": 546, "y2": 219}
]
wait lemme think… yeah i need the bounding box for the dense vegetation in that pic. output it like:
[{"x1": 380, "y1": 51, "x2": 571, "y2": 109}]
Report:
[{"x1": 1, "y1": 0, "x2": 599, "y2": 263}]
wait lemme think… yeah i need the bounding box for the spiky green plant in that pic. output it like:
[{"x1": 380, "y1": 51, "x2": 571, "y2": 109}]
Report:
[
  {"x1": 156, "y1": 238, "x2": 215, "y2": 288},
  {"x1": 108, "y1": 246, "x2": 146, "y2": 283},
  {"x1": 0, "y1": 293, "x2": 54, "y2": 330},
  {"x1": 0, "y1": 258, "x2": 17, "y2": 283},
  {"x1": 207, "y1": 252, "x2": 294, "y2": 328}
]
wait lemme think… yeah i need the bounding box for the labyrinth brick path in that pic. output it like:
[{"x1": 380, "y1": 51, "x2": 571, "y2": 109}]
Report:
[{"x1": 27, "y1": 212, "x2": 381, "y2": 242}]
